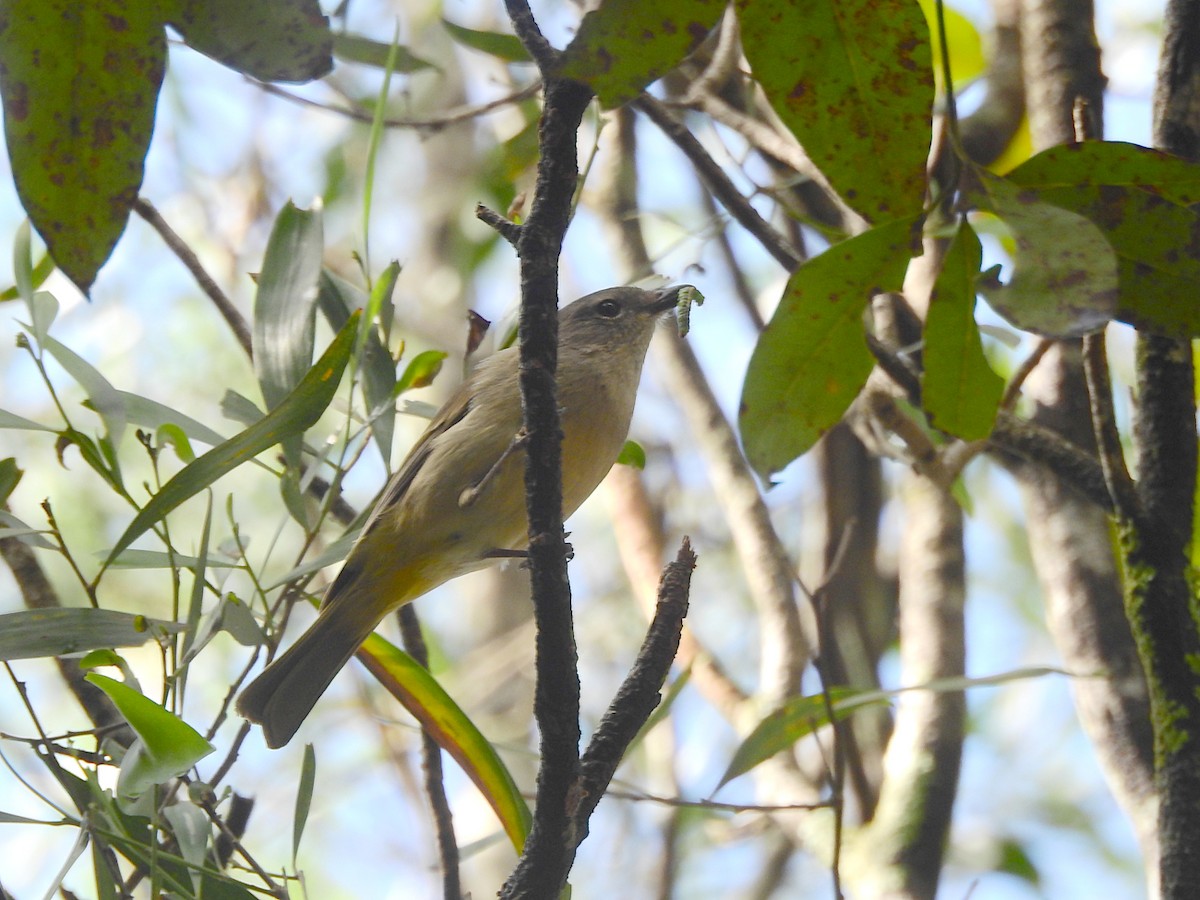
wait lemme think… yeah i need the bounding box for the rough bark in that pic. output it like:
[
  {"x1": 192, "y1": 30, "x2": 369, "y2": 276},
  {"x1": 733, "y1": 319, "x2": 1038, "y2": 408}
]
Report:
[{"x1": 1014, "y1": 0, "x2": 1159, "y2": 889}]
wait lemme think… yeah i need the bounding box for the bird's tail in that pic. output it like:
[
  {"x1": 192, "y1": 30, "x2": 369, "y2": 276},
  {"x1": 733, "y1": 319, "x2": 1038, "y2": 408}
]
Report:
[{"x1": 236, "y1": 605, "x2": 376, "y2": 749}]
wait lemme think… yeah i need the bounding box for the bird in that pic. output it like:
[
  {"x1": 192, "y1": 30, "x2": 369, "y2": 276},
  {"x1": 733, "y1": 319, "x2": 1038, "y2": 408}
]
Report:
[{"x1": 237, "y1": 284, "x2": 687, "y2": 748}]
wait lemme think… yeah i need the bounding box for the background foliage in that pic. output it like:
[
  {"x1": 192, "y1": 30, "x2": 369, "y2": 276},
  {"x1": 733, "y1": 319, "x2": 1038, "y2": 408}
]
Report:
[{"x1": 0, "y1": 0, "x2": 1186, "y2": 897}]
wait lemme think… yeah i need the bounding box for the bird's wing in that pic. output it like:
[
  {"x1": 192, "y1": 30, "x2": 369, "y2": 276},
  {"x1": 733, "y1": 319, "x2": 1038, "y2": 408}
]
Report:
[{"x1": 357, "y1": 381, "x2": 474, "y2": 541}]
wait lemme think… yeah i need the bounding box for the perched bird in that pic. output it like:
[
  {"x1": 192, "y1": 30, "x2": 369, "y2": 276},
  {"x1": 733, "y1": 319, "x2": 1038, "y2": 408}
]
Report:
[{"x1": 237, "y1": 285, "x2": 687, "y2": 748}]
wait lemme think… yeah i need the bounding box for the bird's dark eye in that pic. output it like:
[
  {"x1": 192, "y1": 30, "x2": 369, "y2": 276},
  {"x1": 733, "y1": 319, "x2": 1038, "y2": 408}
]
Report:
[{"x1": 597, "y1": 298, "x2": 621, "y2": 318}]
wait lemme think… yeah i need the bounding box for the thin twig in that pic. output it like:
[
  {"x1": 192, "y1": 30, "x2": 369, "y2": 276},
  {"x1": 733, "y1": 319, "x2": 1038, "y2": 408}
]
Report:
[
  {"x1": 256, "y1": 80, "x2": 542, "y2": 132},
  {"x1": 1000, "y1": 338, "x2": 1053, "y2": 410},
  {"x1": 633, "y1": 95, "x2": 801, "y2": 272},
  {"x1": 0, "y1": 529, "x2": 133, "y2": 744},
  {"x1": 574, "y1": 540, "x2": 696, "y2": 834},
  {"x1": 990, "y1": 412, "x2": 1114, "y2": 512},
  {"x1": 603, "y1": 787, "x2": 829, "y2": 814},
  {"x1": 1081, "y1": 332, "x2": 1140, "y2": 522},
  {"x1": 503, "y1": 0, "x2": 558, "y2": 69},
  {"x1": 397, "y1": 605, "x2": 462, "y2": 900},
  {"x1": 863, "y1": 331, "x2": 1115, "y2": 512},
  {"x1": 700, "y1": 188, "x2": 764, "y2": 331},
  {"x1": 133, "y1": 198, "x2": 253, "y2": 358},
  {"x1": 806, "y1": 520, "x2": 863, "y2": 900},
  {"x1": 476, "y1": 203, "x2": 524, "y2": 248},
  {"x1": 194, "y1": 793, "x2": 285, "y2": 898},
  {"x1": 679, "y1": 92, "x2": 864, "y2": 231}
]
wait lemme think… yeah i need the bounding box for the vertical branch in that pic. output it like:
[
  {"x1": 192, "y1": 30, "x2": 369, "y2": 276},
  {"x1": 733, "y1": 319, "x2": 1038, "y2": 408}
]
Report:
[
  {"x1": 846, "y1": 233, "x2": 966, "y2": 899},
  {"x1": 854, "y1": 475, "x2": 965, "y2": 900},
  {"x1": 498, "y1": 2, "x2": 593, "y2": 896},
  {"x1": 1011, "y1": 0, "x2": 1159, "y2": 883},
  {"x1": 1135, "y1": 2, "x2": 1200, "y2": 895}
]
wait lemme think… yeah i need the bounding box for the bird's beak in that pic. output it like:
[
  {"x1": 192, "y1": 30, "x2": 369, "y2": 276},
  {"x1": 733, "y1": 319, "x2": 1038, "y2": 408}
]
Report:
[{"x1": 648, "y1": 285, "x2": 685, "y2": 314}]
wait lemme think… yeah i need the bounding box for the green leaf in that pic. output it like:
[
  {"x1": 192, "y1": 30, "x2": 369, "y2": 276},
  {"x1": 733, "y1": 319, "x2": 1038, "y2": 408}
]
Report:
[
  {"x1": 86, "y1": 781, "x2": 256, "y2": 899},
  {"x1": 359, "y1": 633, "x2": 532, "y2": 851},
  {"x1": 559, "y1": 0, "x2": 726, "y2": 107},
  {"x1": 214, "y1": 595, "x2": 264, "y2": 647},
  {"x1": 1005, "y1": 141, "x2": 1200, "y2": 337},
  {"x1": 968, "y1": 168, "x2": 1118, "y2": 336},
  {"x1": 0, "y1": 253, "x2": 54, "y2": 303},
  {"x1": 922, "y1": 222, "x2": 1004, "y2": 440},
  {"x1": 86, "y1": 674, "x2": 214, "y2": 799},
  {"x1": 184, "y1": 593, "x2": 264, "y2": 662},
  {"x1": 0, "y1": 457, "x2": 22, "y2": 505},
  {"x1": 319, "y1": 270, "x2": 400, "y2": 462},
  {"x1": 56, "y1": 428, "x2": 123, "y2": 492},
  {"x1": 92, "y1": 839, "x2": 119, "y2": 900},
  {"x1": 12, "y1": 218, "x2": 33, "y2": 302},
  {"x1": 112, "y1": 390, "x2": 226, "y2": 447},
  {"x1": 162, "y1": 800, "x2": 210, "y2": 893},
  {"x1": 46, "y1": 826, "x2": 91, "y2": 898},
  {"x1": 997, "y1": 837, "x2": 1041, "y2": 884},
  {"x1": 220, "y1": 390, "x2": 265, "y2": 427},
  {"x1": 26, "y1": 291, "x2": 59, "y2": 344},
  {"x1": 293, "y1": 743, "x2": 316, "y2": 863},
  {"x1": 42, "y1": 336, "x2": 127, "y2": 444},
  {"x1": 719, "y1": 666, "x2": 1065, "y2": 789},
  {"x1": 0, "y1": 810, "x2": 52, "y2": 825},
  {"x1": 78, "y1": 648, "x2": 131, "y2": 674},
  {"x1": 1192, "y1": 439, "x2": 1200, "y2": 570},
  {"x1": 1009, "y1": 140, "x2": 1200, "y2": 205},
  {"x1": 263, "y1": 525, "x2": 361, "y2": 590},
  {"x1": 331, "y1": 33, "x2": 435, "y2": 72},
  {"x1": 739, "y1": 216, "x2": 918, "y2": 479},
  {"x1": 718, "y1": 688, "x2": 884, "y2": 790},
  {"x1": 442, "y1": 19, "x2": 531, "y2": 63},
  {"x1": 11, "y1": 217, "x2": 37, "y2": 314},
  {"x1": 179, "y1": 492, "x2": 214, "y2": 667},
  {"x1": 616, "y1": 439, "x2": 646, "y2": 469},
  {"x1": 359, "y1": 262, "x2": 400, "y2": 355},
  {"x1": 737, "y1": 0, "x2": 933, "y2": 222},
  {"x1": 0, "y1": 408, "x2": 56, "y2": 432},
  {"x1": 105, "y1": 312, "x2": 359, "y2": 564},
  {"x1": 361, "y1": 262, "x2": 400, "y2": 461},
  {"x1": 0, "y1": 609, "x2": 183, "y2": 661},
  {"x1": 0, "y1": 0, "x2": 167, "y2": 292},
  {"x1": 278, "y1": 467, "x2": 309, "y2": 528},
  {"x1": 255, "y1": 202, "x2": 324, "y2": 412},
  {"x1": 169, "y1": 0, "x2": 332, "y2": 83},
  {"x1": 483, "y1": 115, "x2": 540, "y2": 207},
  {"x1": 104, "y1": 548, "x2": 239, "y2": 570},
  {"x1": 395, "y1": 350, "x2": 448, "y2": 395},
  {"x1": 2, "y1": 220, "x2": 53, "y2": 304},
  {"x1": 0, "y1": 510, "x2": 55, "y2": 549}
]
